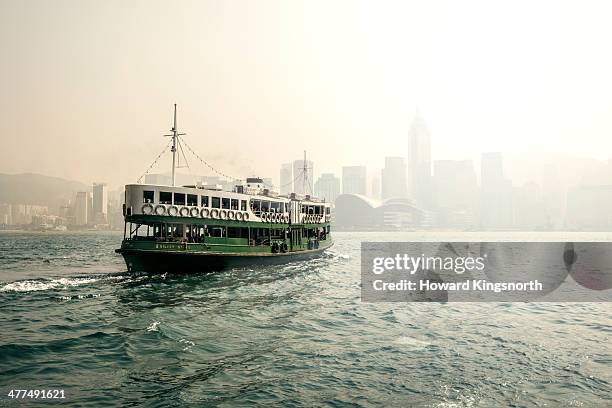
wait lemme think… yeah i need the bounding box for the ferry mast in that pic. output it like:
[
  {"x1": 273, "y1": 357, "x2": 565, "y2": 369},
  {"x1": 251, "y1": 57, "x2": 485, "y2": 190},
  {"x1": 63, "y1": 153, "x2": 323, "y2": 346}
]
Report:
[{"x1": 165, "y1": 104, "x2": 185, "y2": 187}]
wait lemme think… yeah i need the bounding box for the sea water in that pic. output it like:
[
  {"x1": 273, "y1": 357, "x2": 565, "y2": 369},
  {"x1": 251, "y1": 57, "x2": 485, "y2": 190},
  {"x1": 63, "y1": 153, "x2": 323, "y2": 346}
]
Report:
[{"x1": 0, "y1": 231, "x2": 610, "y2": 406}]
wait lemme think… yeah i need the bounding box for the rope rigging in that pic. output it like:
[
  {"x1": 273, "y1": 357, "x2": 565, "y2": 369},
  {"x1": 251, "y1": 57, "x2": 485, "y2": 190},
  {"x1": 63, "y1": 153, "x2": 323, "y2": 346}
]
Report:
[
  {"x1": 135, "y1": 105, "x2": 313, "y2": 194},
  {"x1": 180, "y1": 137, "x2": 241, "y2": 182},
  {"x1": 176, "y1": 137, "x2": 198, "y2": 187},
  {"x1": 278, "y1": 169, "x2": 305, "y2": 188},
  {"x1": 136, "y1": 135, "x2": 313, "y2": 194},
  {"x1": 136, "y1": 139, "x2": 173, "y2": 184}
]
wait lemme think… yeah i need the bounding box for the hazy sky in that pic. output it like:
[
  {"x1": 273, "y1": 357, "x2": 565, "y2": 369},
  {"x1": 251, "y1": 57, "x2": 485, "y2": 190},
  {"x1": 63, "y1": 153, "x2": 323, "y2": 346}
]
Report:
[{"x1": 2, "y1": 0, "x2": 612, "y2": 189}]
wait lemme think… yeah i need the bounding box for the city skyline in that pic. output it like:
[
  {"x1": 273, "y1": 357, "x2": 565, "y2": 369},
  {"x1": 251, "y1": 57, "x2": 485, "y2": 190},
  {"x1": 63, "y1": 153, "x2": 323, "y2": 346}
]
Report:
[
  {"x1": 5, "y1": 143, "x2": 612, "y2": 231},
  {"x1": 5, "y1": 105, "x2": 611, "y2": 203},
  {"x1": 3, "y1": 1, "x2": 612, "y2": 188}
]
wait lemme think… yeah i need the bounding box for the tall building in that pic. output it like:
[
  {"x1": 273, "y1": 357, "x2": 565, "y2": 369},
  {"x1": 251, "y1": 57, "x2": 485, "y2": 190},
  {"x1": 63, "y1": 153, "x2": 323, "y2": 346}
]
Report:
[
  {"x1": 74, "y1": 191, "x2": 90, "y2": 226},
  {"x1": 293, "y1": 159, "x2": 314, "y2": 195},
  {"x1": 481, "y1": 152, "x2": 514, "y2": 230},
  {"x1": 408, "y1": 112, "x2": 432, "y2": 207},
  {"x1": 514, "y1": 182, "x2": 546, "y2": 230},
  {"x1": 370, "y1": 171, "x2": 381, "y2": 199},
  {"x1": 381, "y1": 157, "x2": 408, "y2": 199},
  {"x1": 0, "y1": 204, "x2": 12, "y2": 225},
  {"x1": 279, "y1": 163, "x2": 293, "y2": 195},
  {"x1": 433, "y1": 160, "x2": 478, "y2": 229},
  {"x1": 9, "y1": 204, "x2": 47, "y2": 225},
  {"x1": 314, "y1": 173, "x2": 341, "y2": 203},
  {"x1": 92, "y1": 183, "x2": 108, "y2": 224},
  {"x1": 342, "y1": 166, "x2": 367, "y2": 195},
  {"x1": 566, "y1": 185, "x2": 612, "y2": 230},
  {"x1": 540, "y1": 164, "x2": 563, "y2": 230},
  {"x1": 59, "y1": 201, "x2": 74, "y2": 226}
]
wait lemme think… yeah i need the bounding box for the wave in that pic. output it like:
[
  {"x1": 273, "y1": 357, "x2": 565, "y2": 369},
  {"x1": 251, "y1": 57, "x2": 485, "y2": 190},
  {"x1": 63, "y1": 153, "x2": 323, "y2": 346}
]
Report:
[
  {"x1": 146, "y1": 321, "x2": 160, "y2": 332},
  {"x1": 0, "y1": 277, "x2": 100, "y2": 293},
  {"x1": 55, "y1": 293, "x2": 101, "y2": 301}
]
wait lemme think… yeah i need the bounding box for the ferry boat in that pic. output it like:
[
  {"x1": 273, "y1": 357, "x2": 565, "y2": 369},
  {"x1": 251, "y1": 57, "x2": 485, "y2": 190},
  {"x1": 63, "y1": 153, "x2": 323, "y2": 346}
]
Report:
[{"x1": 115, "y1": 106, "x2": 333, "y2": 273}]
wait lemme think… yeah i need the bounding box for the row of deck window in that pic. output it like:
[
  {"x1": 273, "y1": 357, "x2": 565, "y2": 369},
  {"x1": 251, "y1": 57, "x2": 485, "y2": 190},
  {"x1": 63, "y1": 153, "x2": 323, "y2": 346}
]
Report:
[
  {"x1": 142, "y1": 190, "x2": 330, "y2": 214},
  {"x1": 130, "y1": 222, "x2": 331, "y2": 244},
  {"x1": 300, "y1": 204, "x2": 330, "y2": 215},
  {"x1": 143, "y1": 190, "x2": 247, "y2": 210}
]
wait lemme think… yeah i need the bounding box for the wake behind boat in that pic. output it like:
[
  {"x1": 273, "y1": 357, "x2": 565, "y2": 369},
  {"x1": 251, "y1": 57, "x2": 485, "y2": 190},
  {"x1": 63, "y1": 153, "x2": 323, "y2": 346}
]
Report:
[{"x1": 115, "y1": 105, "x2": 333, "y2": 273}]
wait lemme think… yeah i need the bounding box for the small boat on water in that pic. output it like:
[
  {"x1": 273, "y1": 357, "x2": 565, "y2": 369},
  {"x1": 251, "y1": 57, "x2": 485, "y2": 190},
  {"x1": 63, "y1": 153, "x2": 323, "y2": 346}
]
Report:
[{"x1": 115, "y1": 106, "x2": 333, "y2": 273}]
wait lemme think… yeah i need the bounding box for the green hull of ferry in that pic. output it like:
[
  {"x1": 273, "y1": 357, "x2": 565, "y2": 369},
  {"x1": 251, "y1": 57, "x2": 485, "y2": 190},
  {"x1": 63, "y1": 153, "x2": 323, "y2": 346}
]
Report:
[{"x1": 116, "y1": 215, "x2": 333, "y2": 273}]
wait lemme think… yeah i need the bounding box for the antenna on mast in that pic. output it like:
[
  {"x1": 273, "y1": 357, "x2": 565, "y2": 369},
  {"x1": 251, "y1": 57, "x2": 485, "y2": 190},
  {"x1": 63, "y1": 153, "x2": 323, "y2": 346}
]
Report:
[{"x1": 164, "y1": 104, "x2": 186, "y2": 187}]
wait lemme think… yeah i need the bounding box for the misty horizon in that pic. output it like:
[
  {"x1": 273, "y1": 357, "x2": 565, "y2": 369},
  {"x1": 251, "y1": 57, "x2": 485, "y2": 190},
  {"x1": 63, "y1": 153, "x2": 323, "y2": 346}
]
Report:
[{"x1": 3, "y1": 1, "x2": 612, "y2": 189}]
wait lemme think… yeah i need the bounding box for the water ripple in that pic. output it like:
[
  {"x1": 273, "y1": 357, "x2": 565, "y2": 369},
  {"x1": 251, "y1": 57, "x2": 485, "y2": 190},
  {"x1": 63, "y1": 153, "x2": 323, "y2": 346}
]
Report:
[{"x1": 0, "y1": 231, "x2": 610, "y2": 407}]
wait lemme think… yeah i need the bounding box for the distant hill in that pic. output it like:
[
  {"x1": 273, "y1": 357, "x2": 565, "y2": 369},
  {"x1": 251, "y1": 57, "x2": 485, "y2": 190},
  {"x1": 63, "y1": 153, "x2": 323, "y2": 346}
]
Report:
[{"x1": 0, "y1": 173, "x2": 89, "y2": 213}]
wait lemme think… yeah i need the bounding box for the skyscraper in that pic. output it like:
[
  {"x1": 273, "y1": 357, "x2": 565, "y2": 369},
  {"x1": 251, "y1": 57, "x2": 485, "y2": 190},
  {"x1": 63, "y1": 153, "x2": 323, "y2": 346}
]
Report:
[
  {"x1": 314, "y1": 173, "x2": 341, "y2": 203},
  {"x1": 0, "y1": 204, "x2": 12, "y2": 225},
  {"x1": 75, "y1": 191, "x2": 90, "y2": 226},
  {"x1": 433, "y1": 160, "x2": 478, "y2": 229},
  {"x1": 381, "y1": 157, "x2": 408, "y2": 199},
  {"x1": 279, "y1": 163, "x2": 293, "y2": 195},
  {"x1": 408, "y1": 111, "x2": 432, "y2": 207},
  {"x1": 481, "y1": 152, "x2": 514, "y2": 229},
  {"x1": 342, "y1": 166, "x2": 367, "y2": 195},
  {"x1": 92, "y1": 183, "x2": 108, "y2": 224},
  {"x1": 293, "y1": 159, "x2": 314, "y2": 195},
  {"x1": 370, "y1": 171, "x2": 381, "y2": 199}
]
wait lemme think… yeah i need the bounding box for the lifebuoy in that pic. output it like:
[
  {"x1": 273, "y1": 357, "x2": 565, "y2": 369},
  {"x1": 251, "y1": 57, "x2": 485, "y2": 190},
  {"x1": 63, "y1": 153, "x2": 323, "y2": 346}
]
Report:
[
  {"x1": 210, "y1": 209, "x2": 219, "y2": 218},
  {"x1": 243, "y1": 212, "x2": 250, "y2": 221},
  {"x1": 190, "y1": 207, "x2": 199, "y2": 217},
  {"x1": 179, "y1": 207, "x2": 189, "y2": 217},
  {"x1": 261, "y1": 213, "x2": 267, "y2": 222},
  {"x1": 155, "y1": 205, "x2": 166, "y2": 216},
  {"x1": 281, "y1": 242, "x2": 288, "y2": 252},
  {"x1": 142, "y1": 204, "x2": 153, "y2": 215},
  {"x1": 201, "y1": 208, "x2": 210, "y2": 218},
  {"x1": 228, "y1": 210, "x2": 235, "y2": 220},
  {"x1": 236, "y1": 212, "x2": 243, "y2": 221},
  {"x1": 220, "y1": 210, "x2": 227, "y2": 219},
  {"x1": 168, "y1": 206, "x2": 178, "y2": 216}
]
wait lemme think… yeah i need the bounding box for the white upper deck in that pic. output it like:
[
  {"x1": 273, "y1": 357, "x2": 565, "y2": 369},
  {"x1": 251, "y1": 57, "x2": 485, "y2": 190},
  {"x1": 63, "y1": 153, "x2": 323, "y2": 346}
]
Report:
[{"x1": 124, "y1": 183, "x2": 331, "y2": 224}]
